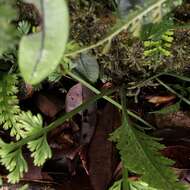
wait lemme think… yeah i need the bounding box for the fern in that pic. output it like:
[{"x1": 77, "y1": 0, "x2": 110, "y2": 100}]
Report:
[
  {"x1": 0, "y1": 140, "x2": 28, "y2": 184},
  {"x1": 0, "y1": 111, "x2": 52, "y2": 183},
  {"x1": 110, "y1": 88, "x2": 186, "y2": 190},
  {"x1": 109, "y1": 179, "x2": 157, "y2": 190},
  {"x1": 0, "y1": 74, "x2": 22, "y2": 139},
  {"x1": 16, "y1": 111, "x2": 43, "y2": 138},
  {"x1": 16, "y1": 111, "x2": 52, "y2": 166},
  {"x1": 0, "y1": 89, "x2": 114, "y2": 184},
  {"x1": 144, "y1": 30, "x2": 174, "y2": 57},
  {"x1": 28, "y1": 134, "x2": 52, "y2": 166},
  {"x1": 141, "y1": 16, "x2": 175, "y2": 69}
]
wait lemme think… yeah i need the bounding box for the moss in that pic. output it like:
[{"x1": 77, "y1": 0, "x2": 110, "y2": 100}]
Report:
[{"x1": 69, "y1": 0, "x2": 190, "y2": 87}]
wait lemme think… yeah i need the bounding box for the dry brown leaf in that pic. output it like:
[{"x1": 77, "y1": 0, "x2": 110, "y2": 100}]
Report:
[
  {"x1": 36, "y1": 93, "x2": 64, "y2": 118},
  {"x1": 88, "y1": 103, "x2": 120, "y2": 190},
  {"x1": 146, "y1": 95, "x2": 176, "y2": 106}
]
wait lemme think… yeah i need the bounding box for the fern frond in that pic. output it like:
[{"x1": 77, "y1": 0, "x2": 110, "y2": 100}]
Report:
[
  {"x1": 110, "y1": 89, "x2": 187, "y2": 190},
  {"x1": 0, "y1": 139, "x2": 28, "y2": 184},
  {"x1": 17, "y1": 111, "x2": 52, "y2": 166},
  {"x1": 27, "y1": 134, "x2": 52, "y2": 166},
  {"x1": 0, "y1": 111, "x2": 51, "y2": 183},
  {"x1": 0, "y1": 74, "x2": 22, "y2": 139},
  {"x1": 16, "y1": 111, "x2": 43, "y2": 138},
  {"x1": 144, "y1": 29, "x2": 174, "y2": 57}
]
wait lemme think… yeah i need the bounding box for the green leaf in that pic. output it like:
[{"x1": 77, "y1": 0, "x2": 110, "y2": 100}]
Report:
[
  {"x1": 19, "y1": 0, "x2": 69, "y2": 84},
  {"x1": 110, "y1": 89, "x2": 186, "y2": 190},
  {"x1": 0, "y1": 140, "x2": 28, "y2": 184},
  {"x1": 73, "y1": 53, "x2": 99, "y2": 83},
  {"x1": 27, "y1": 134, "x2": 52, "y2": 166}
]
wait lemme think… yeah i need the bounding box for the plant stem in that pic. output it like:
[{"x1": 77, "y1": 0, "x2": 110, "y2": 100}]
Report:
[
  {"x1": 67, "y1": 71, "x2": 153, "y2": 128},
  {"x1": 15, "y1": 89, "x2": 115, "y2": 148},
  {"x1": 127, "y1": 72, "x2": 190, "y2": 90},
  {"x1": 157, "y1": 78, "x2": 190, "y2": 106},
  {"x1": 68, "y1": 71, "x2": 122, "y2": 109}
]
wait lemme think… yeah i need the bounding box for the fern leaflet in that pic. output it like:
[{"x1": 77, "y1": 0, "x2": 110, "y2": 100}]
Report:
[
  {"x1": 17, "y1": 111, "x2": 52, "y2": 166},
  {"x1": 28, "y1": 134, "x2": 52, "y2": 166},
  {"x1": 110, "y1": 89, "x2": 186, "y2": 190},
  {"x1": 0, "y1": 140, "x2": 28, "y2": 184},
  {"x1": 16, "y1": 111, "x2": 43, "y2": 138},
  {"x1": 0, "y1": 74, "x2": 22, "y2": 139}
]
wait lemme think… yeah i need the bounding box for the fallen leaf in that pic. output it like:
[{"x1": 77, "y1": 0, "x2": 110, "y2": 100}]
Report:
[
  {"x1": 80, "y1": 86, "x2": 97, "y2": 145},
  {"x1": 88, "y1": 103, "x2": 120, "y2": 190},
  {"x1": 162, "y1": 145, "x2": 190, "y2": 169},
  {"x1": 22, "y1": 155, "x2": 52, "y2": 182},
  {"x1": 146, "y1": 95, "x2": 176, "y2": 106},
  {"x1": 36, "y1": 93, "x2": 64, "y2": 118},
  {"x1": 65, "y1": 83, "x2": 97, "y2": 145},
  {"x1": 57, "y1": 170, "x2": 94, "y2": 190},
  {"x1": 154, "y1": 111, "x2": 190, "y2": 129},
  {"x1": 65, "y1": 83, "x2": 83, "y2": 113}
]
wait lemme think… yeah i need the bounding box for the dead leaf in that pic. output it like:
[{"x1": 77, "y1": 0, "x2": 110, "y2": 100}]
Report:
[
  {"x1": 162, "y1": 145, "x2": 190, "y2": 169},
  {"x1": 23, "y1": 155, "x2": 53, "y2": 182},
  {"x1": 154, "y1": 111, "x2": 190, "y2": 128},
  {"x1": 146, "y1": 95, "x2": 176, "y2": 106},
  {"x1": 65, "y1": 83, "x2": 83, "y2": 113},
  {"x1": 57, "y1": 170, "x2": 94, "y2": 190},
  {"x1": 65, "y1": 83, "x2": 97, "y2": 145},
  {"x1": 88, "y1": 103, "x2": 120, "y2": 190},
  {"x1": 36, "y1": 93, "x2": 64, "y2": 118},
  {"x1": 80, "y1": 86, "x2": 97, "y2": 145}
]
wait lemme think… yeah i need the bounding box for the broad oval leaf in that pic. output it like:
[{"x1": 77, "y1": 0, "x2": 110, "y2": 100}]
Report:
[
  {"x1": 73, "y1": 53, "x2": 99, "y2": 83},
  {"x1": 19, "y1": 0, "x2": 69, "y2": 84}
]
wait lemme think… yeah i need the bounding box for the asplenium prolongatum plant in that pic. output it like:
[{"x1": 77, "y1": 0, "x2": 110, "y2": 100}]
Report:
[
  {"x1": 0, "y1": 0, "x2": 188, "y2": 189},
  {"x1": 110, "y1": 88, "x2": 186, "y2": 190}
]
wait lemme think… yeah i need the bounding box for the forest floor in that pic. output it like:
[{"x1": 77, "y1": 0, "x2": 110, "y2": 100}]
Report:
[{"x1": 2, "y1": 1, "x2": 190, "y2": 190}]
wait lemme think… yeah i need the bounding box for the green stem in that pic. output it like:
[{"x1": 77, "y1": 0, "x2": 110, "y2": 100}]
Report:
[
  {"x1": 15, "y1": 89, "x2": 115, "y2": 148},
  {"x1": 156, "y1": 78, "x2": 190, "y2": 106},
  {"x1": 68, "y1": 71, "x2": 122, "y2": 109},
  {"x1": 120, "y1": 86, "x2": 130, "y2": 190},
  {"x1": 128, "y1": 72, "x2": 190, "y2": 90},
  {"x1": 67, "y1": 71, "x2": 153, "y2": 128}
]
